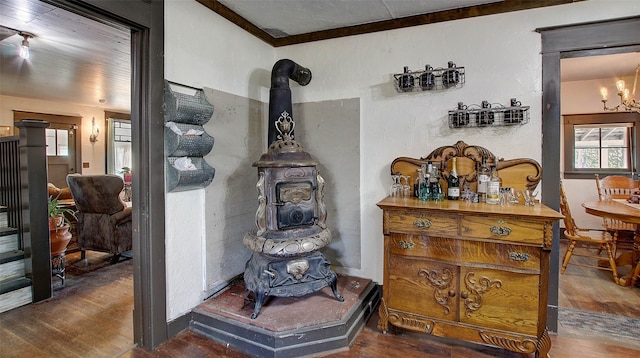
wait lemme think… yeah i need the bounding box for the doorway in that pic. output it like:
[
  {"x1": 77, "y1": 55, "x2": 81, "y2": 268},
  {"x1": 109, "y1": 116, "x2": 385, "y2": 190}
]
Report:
[
  {"x1": 13, "y1": 111, "x2": 82, "y2": 188},
  {"x1": 28, "y1": 0, "x2": 166, "y2": 349},
  {"x1": 538, "y1": 15, "x2": 640, "y2": 336},
  {"x1": 45, "y1": 122, "x2": 78, "y2": 188}
]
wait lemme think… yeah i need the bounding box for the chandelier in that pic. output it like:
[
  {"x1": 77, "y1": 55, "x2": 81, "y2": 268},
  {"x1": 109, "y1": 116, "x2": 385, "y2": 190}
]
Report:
[{"x1": 600, "y1": 64, "x2": 640, "y2": 113}]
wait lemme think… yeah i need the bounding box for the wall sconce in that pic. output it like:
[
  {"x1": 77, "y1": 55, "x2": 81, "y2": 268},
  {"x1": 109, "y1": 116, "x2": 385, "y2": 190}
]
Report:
[
  {"x1": 89, "y1": 117, "x2": 99, "y2": 142},
  {"x1": 0, "y1": 125, "x2": 12, "y2": 137},
  {"x1": 18, "y1": 32, "x2": 34, "y2": 60}
]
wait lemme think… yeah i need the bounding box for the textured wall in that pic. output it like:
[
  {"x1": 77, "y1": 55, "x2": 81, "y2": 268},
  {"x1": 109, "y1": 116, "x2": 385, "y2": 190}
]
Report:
[
  {"x1": 164, "y1": 0, "x2": 640, "y2": 320},
  {"x1": 294, "y1": 98, "x2": 361, "y2": 269},
  {"x1": 202, "y1": 88, "x2": 264, "y2": 295},
  {"x1": 201, "y1": 89, "x2": 360, "y2": 295}
]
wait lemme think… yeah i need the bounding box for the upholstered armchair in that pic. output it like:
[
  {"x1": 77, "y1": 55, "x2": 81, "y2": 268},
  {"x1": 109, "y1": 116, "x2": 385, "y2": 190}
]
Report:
[{"x1": 66, "y1": 174, "x2": 132, "y2": 263}]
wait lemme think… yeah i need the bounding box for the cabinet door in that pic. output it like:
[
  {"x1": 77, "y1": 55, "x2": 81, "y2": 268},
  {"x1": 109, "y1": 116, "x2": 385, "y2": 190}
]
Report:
[
  {"x1": 458, "y1": 267, "x2": 540, "y2": 335},
  {"x1": 388, "y1": 254, "x2": 458, "y2": 321}
]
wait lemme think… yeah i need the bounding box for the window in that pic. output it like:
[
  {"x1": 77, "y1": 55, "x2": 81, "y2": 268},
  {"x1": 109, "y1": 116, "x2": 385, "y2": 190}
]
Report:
[
  {"x1": 563, "y1": 112, "x2": 640, "y2": 179},
  {"x1": 105, "y1": 111, "x2": 131, "y2": 176},
  {"x1": 45, "y1": 128, "x2": 69, "y2": 156}
]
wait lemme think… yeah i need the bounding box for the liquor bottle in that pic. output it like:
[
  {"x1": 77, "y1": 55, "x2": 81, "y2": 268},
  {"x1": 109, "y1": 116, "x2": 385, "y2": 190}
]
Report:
[
  {"x1": 419, "y1": 65, "x2": 436, "y2": 90},
  {"x1": 422, "y1": 162, "x2": 431, "y2": 200},
  {"x1": 486, "y1": 165, "x2": 501, "y2": 205},
  {"x1": 477, "y1": 156, "x2": 490, "y2": 203},
  {"x1": 399, "y1": 66, "x2": 414, "y2": 91},
  {"x1": 418, "y1": 165, "x2": 430, "y2": 201},
  {"x1": 430, "y1": 163, "x2": 444, "y2": 202},
  {"x1": 447, "y1": 158, "x2": 460, "y2": 200},
  {"x1": 442, "y1": 61, "x2": 460, "y2": 88},
  {"x1": 477, "y1": 100, "x2": 495, "y2": 126},
  {"x1": 414, "y1": 168, "x2": 422, "y2": 198}
]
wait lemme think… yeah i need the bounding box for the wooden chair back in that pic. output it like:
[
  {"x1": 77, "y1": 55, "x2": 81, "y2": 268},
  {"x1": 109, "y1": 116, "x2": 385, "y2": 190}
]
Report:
[
  {"x1": 595, "y1": 174, "x2": 639, "y2": 200},
  {"x1": 390, "y1": 140, "x2": 542, "y2": 196},
  {"x1": 559, "y1": 180, "x2": 579, "y2": 236}
]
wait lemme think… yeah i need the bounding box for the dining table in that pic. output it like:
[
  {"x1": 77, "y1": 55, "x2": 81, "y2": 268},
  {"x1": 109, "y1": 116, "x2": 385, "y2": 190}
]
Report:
[{"x1": 582, "y1": 199, "x2": 640, "y2": 287}]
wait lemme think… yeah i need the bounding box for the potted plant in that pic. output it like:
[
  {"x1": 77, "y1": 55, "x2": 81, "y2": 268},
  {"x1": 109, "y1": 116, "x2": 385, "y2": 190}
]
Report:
[
  {"x1": 48, "y1": 195, "x2": 76, "y2": 257},
  {"x1": 120, "y1": 167, "x2": 132, "y2": 183}
]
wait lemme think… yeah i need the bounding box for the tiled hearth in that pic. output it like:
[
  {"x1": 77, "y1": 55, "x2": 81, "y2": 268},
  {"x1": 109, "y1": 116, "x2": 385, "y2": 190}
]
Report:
[{"x1": 190, "y1": 275, "x2": 380, "y2": 358}]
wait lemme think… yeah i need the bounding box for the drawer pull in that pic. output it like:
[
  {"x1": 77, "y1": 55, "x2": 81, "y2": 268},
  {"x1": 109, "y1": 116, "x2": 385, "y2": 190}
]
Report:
[
  {"x1": 508, "y1": 252, "x2": 530, "y2": 261},
  {"x1": 413, "y1": 219, "x2": 432, "y2": 229},
  {"x1": 490, "y1": 225, "x2": 512, "y2": 236},
  {"x1": 397, "y1": 241, "x2": 415, "y2": 249}
]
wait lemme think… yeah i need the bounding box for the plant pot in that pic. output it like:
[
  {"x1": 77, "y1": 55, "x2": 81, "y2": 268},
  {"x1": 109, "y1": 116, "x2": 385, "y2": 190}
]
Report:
[
  {"x1": 49, "y1": 216, "x2": 64, "y2": 231},
  {"x1": 50, "y1": 222, "x2": 72, "y2": 257}
]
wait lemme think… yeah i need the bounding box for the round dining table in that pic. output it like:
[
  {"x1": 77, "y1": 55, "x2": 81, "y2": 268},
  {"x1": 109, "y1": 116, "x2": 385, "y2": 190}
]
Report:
[{"x1": 582, "y1": 200, "x2": 640, "y2": 287}]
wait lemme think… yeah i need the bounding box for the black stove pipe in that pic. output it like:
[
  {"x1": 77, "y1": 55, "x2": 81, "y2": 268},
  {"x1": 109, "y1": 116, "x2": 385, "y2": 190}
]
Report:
[{"x1": 268, "y1": 59, "x2": 312, "y2": 145}]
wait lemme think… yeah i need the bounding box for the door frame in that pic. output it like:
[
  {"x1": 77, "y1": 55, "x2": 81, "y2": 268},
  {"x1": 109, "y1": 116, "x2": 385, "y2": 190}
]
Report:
[
  {"x1": 48, "y1": 0, "x2": 167, "y2": 349},
  {"x1": 537, "y1": 15, "x2": 640, "y2": 333},
  {"x1": 13, "y1": 110, "x2": 82, "y2": 185}
]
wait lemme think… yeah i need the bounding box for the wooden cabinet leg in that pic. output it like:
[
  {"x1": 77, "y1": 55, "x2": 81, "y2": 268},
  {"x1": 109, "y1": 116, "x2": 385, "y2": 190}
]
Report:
[
  {"x1": 377, "y1": 298, "x2": 389, "y2": 333},
  {"x1": 536, "y1": 327, "x2": 551, "y2": 358}
]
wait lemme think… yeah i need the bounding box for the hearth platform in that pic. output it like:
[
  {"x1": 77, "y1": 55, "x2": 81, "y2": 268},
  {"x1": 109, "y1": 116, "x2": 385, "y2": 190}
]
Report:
[{"x1": 190, "y1": 274, "x2": 380, "y2": 358}]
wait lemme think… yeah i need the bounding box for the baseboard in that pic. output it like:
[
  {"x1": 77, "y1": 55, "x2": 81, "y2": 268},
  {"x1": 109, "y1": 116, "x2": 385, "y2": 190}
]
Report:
[
  {"x1": 167, "y1": 273, "x2": 244, "y2": 339},
  {"x1": 167, "y1": 311, "x2": 193, "y2": 339}
]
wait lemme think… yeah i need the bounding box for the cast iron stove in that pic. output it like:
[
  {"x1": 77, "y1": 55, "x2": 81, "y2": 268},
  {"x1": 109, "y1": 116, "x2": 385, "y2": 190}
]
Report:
[{"x1": 243, "y1": 59, "x2": 343, "y2": 319}]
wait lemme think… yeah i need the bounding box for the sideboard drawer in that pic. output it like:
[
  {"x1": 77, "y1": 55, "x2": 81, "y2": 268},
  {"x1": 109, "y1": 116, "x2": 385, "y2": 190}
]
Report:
[
  {"x1": 388, "y1": 211, "x2": 458, "y2": 236},
  {"x1": 461, "y1": 216, "x2": 544, "y2": 245},
  {"x1": 390, "y1": 234, "x2": 541, "y2": 271}
]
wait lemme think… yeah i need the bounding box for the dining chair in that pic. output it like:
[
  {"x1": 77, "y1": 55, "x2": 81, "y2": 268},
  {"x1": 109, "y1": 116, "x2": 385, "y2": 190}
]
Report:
[
  {"x1": 559, "y1": 181, "x2": 619, "y2": 284},
  {"x1": 594, "y1": 174, "x2": 638, "y2": 255}
]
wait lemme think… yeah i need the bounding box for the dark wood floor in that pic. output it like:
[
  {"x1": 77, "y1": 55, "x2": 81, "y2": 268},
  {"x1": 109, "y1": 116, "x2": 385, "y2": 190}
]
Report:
[
  {"x1": 123, "y1": 313, "x2": 640, "y2": 358},
  {"x1": 1, "y1": 242, "x2": 639, "y2": 358}
]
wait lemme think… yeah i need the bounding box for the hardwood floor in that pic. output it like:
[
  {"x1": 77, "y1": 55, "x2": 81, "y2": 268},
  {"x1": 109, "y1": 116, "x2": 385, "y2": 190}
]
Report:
[
  {"x1": 0, "y1": 251, "x2": 134, "y2": 358},
  {"x1": 1, "y1": 242, "x2": 639, "y2": 358},
  {"x1": 558, "y1": 237, "x2": 640, "y2": 317},
  {"x1": 122, "y1": 317, "x2": 640, "y2": 358}
]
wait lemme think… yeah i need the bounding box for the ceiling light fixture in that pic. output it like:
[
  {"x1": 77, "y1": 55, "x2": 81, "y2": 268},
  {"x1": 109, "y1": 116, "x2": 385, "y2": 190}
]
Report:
[
  {"x1": 18, "y1": 32, "x2": 34, "y2": 60},
  {"x1": 600, "y1": 64, "x2": 640, "y2": 113}
]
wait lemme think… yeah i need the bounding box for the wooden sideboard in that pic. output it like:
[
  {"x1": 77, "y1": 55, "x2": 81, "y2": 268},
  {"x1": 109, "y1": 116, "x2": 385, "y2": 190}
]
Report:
[{"x1": 377, "y1": 197, "x2": 563, "y2": 357}]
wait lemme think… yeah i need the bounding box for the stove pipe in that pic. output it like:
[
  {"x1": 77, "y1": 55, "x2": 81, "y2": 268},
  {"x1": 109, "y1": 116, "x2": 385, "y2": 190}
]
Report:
[{"x1": 268, "y1": 59, "x2": 312, "y2": 145}]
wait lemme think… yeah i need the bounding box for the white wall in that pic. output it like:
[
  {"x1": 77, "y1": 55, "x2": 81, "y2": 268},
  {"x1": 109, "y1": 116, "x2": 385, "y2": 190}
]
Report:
[
  {"x1": 0, "y1": 94, "x2": 108, "y2": 174},
  {"x1": 164, "y1": 0, "x2": 275, "y2": 320},
  {"x1": 561, "y1": 74, "x2": 638, "y2": 230},
  {"x1": 163, "y1": 0, "x2": 640, "y2": 320},
  {"x1": 276, "y1": 0, "x2": 640, "y2": 282}
]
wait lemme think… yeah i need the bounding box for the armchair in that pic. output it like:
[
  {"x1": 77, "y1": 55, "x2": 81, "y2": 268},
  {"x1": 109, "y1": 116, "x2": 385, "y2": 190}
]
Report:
[{"x1": 66, "y1": 174, "x2": 132, "y2": 264}]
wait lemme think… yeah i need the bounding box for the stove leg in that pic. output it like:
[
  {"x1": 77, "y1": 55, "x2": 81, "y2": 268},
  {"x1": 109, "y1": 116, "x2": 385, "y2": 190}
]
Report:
[
  {"x1": 330, "y1": 274, "x2": 344, "y2": 302},
  {"x1": 251, "y1": 290, "x2": 267, "y2": 319}
]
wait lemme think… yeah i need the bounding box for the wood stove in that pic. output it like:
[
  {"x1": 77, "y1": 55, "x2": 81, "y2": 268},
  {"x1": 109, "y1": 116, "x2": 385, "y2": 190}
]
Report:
[{"x1": 243, "y1": 59, "x2": 343, "y2": 319}]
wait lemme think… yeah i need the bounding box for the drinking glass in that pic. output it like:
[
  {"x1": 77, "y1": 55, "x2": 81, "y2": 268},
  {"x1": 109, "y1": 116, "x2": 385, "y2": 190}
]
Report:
[
  {"x1": 390, "y1": 175, "x2": 401, "y2": 197},
  {"x1": 401, "y1": 176, "x2": 411, "y2": 197}
]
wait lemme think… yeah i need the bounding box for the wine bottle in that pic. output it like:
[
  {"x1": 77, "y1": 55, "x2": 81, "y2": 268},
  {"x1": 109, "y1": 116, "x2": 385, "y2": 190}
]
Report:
[
  {"x1": 477, "y1": 156, "x2": 490, "y2": 203},
  {"x1": 447, "y1": 158, "x2": 460, "y2": 200},
  {"x1": 486, "y1": 165, "x2": 501, "y2": 205}
]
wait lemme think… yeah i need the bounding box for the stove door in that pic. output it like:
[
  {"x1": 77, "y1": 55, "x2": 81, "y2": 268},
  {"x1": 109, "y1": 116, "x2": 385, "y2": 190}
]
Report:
[{"x1": 275, "y1": 181, "x2": 314, "y2": 229}]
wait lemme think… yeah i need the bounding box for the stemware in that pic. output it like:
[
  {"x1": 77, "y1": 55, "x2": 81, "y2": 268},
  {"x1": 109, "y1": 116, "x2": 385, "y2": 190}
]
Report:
[
  {"x1": 390, "y1": 175, "x2": 401, "y2": 197},
  {"x1": 401, "y1": 175, "x2": 411, "y2": 197}
]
